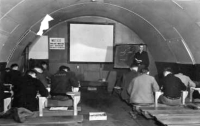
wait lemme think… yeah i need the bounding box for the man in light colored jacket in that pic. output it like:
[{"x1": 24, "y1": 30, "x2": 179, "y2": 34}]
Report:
[
  {"x1": 127, "y1": 68, "x2": 159, "y2": 104},
  {"x1": 175, "y1": 72, "x2": 196, "y2": 88}
]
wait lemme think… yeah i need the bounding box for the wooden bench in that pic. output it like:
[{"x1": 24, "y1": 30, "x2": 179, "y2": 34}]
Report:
[
  {"x1": 190, "y1": 87, "x2": 200, "y2": 102},
  {"x1": 80, "y1": 81, "x2": 108, "y2": 90},
  {"x1": 155, "y1": 91, "x2": 188, "y2": 107},
  {"x1": 39, "y1": 92, "x2": 81, "y2": 117},
  {"x1": 2, "y1": 91, "x2": 83, "y2": 126},
  {"x1": 139, "y1": 105, "x2": 200, "y2": 126},
  {"x1": 3, "y1": 84, "x2": 13, "y2": 113},
  {"x1": 156, "y1": 115, "x2": 200, "y2": 126}
]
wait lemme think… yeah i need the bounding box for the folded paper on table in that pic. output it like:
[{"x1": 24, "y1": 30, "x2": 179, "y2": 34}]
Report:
[
  {"x1": 89, "y1": 112, "x2": 107, "y2": 121},
  {"x1": 49, "y1": 107, "x2": 68, "y2": 110}
]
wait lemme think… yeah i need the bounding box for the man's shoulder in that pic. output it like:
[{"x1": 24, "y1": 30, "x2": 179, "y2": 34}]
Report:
[
  {"x1": 135, "y1": 74, "x2": 149, "y2": 79},
  {"x1": 175, "y1": 73, "x2": 189, "y2": 77},
  {"x1": 143, "y1": 74, "x2": 155, "y2": 79},
  {"x1": 53, "y1": 71, "x2": 66, "y2": 76}
]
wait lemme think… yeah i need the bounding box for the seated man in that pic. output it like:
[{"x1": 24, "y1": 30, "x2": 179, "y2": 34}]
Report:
[
  {"x1": 159, "y1": 67, "x2": 187, "y2": 106},
  {"x1": 175, "y1": 72, "x2": 196, "y2": 89},
  {"x1": 191, "y1": 81, "x2": 200, "y2": 100},
  {"x1": 41, "y1": 61, "x2": 52, "y2": 84},
  {"x1": 3, "y1": 67, "x2": 11, "y2": 84},
  {"x1": 8, "y1": 64, "x2": 22, "y2": 87},
  {"x1": 12, "y1": 70, "x2": 49, "y2": 111},
  {"x1": 118, "y1": 65, "x2": 139, "y2": 102},
  {"x1": 50, "y1": 66, "x2": 79, "y2": 101},
  {"x1": 34, "y1": 66, "x2": 49, "y2": 88},
  {"x1": 127, "y1": 68, "x2": 159, "y2": 104}
]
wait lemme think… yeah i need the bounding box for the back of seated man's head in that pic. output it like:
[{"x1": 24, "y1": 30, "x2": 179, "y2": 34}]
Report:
[
  {"x1": 59, "y1": 65, "x2": 70, "y2": 72},
  {"x1": 11, "y1": 63, "x2": 19, "y2": 70},
  {"x1": 26, "y1": 70, "x2": 37, "y2": 78},
  {"x1": 41, "y1": 61, "x2": 48, "y2": 69},
  {"x1": 5, "y1": 67, "x2": 11, "y2": 72},
  {"x1": 163, "y1": 67, "x2": 173, "y2": 76},
  {"x1": 141, "y1": 68, "x2": 149, "y2": 74},
  {"x1": 176, "y1": 68, "x2": 183, "y2": 75},
  {"x1": 34, "y1": 65, "x2": 43, "y2": 73}
]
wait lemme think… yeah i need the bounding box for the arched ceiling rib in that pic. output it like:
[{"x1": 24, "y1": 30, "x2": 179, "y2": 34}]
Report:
[
  {"x1": 0, "y1": 0, "x2": 200, "y2": 65},
  {"x1": 30, "y1": 1, "x2": 195, "y2": 63},
  {"x1": 30, "y1": 2, "x2": 180, "y2": 63}
]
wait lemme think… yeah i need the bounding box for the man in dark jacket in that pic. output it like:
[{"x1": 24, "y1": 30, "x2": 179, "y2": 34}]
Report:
[
  {"x1": 120, "y1": 65, "x2": 139, "y2": 102},
  {"x1": 50, "y1": 66, "x2": 79, "y2": 101},
  {"x1": 133, "y1": 44, "x2": 149, "y2": 72},
  {"x1": 8, "y1": 64, "x2": 22, "y2": 86},
  {"x1": 159, "y1": 67, "x2": 186, "y2": 106},
  {"x1": 12, "y1": 70, "x2": 49, "y2": 111},
  {"x1": 34, "y1": 66, "x2": 49, "y2": 88}
]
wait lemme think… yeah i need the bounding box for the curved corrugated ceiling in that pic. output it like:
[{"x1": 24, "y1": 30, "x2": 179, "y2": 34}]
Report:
[{"x1": 0, "y1": 0, "x2": 200, "y2": 64}]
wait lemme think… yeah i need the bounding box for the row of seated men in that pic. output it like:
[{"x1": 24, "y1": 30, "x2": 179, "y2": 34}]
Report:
[
  {"x1": 2, "y1": 63, "x2": 79, "y2": 112},
  {"x1": 114, "y1": 65, "x2": 199, "y2": 107}
]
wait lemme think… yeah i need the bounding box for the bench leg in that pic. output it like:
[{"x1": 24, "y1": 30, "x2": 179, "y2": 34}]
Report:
[
  {"x1": 71, "y1": 95, "x2": 80, "y2": 116},
  {"x1": 155, "y1": 91, "x2": 163, "y2": 107},
  {"x1": 181, "y1": 91, "x2": 188, "y2": 105},
  {"x1": 4, "y1": 98, "x2": 11, "y2": 113},
  {"x1": 39, "y1": 97, "x2": 47, "y2": 117},
  {"x1": 190, "y1": 88, "x2": 194, "y2": 102}
]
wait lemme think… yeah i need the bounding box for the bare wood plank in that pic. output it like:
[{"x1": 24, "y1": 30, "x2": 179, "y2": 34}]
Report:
[
  {"x1": 0, "y1": 122, "x2": 82, "y2": 126},
  {"x1": 34, "y1": 107, "x2": 81, "y2": 117},
  {"x1": 0, "y1": 115, "x2": 83, "y2": 126},
  {"x1": 140, "y1": 106, "x2": 188, "y2": 111},
  {"x1": 156, "y1": 116, "x2": 200, "y2": 125},
  {"x1": 152, "y1": 113, "x2": 200, "y2": 117},
  {"x1": 157, "y1": 115, "x2": 200, "y2": 119},
  {"x1": 147, "y1": 109, "x2": 200, "y2": 117},
  {"x1": 168, "y1": 124, "x2": 200, "y2": 126}
]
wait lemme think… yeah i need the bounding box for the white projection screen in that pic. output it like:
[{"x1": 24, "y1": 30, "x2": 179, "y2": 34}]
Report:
[{"x1": 69, "y1": 23, "x2": 114, "y2": 62}]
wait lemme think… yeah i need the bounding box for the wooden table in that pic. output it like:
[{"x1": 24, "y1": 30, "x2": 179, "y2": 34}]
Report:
[{"x1": 80, "y1": 81, "x2": 108, "y2": 90}]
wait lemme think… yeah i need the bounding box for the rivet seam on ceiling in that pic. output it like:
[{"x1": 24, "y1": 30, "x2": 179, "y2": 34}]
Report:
[
  {"x1": 173, "y1": 27, "x2": 195, "y2": 64},
  {"x1": 10, "y1": 24, "x2": 20, "y2": 34},
  {"x1": 7, "y1": 29, "x2": 30, "y2": 62},
  {"x1": 0, "y1": 0, "x2": 25, "y2": 20},
  {"x1": 171, "y1": 0, "x2": 184, "y2": 9}
]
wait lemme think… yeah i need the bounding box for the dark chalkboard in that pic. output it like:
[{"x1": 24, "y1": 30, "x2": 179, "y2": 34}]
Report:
[{"x1": 114, "y1": 44, "x2": 146, "y2": 68}]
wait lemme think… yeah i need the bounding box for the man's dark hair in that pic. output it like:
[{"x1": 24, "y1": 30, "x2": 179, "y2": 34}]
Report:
[
  {"x1": 25, "y1": 69, "x2": 37, "y2": 76},
  {"x1": 163, "y1": 67, "x2": 173, "y2": 73},
  {"x1": 5, "y1": 67, "x2": 11, "y2": 72},
  {"x1": 34, "y1": 65, "x2": 43, "y2": 69},
  {"x1": 141, "y1": 67, "x2": 149, "y2": 74},
  {"x1": 59, "y1": 65, "x2": 70, "y2": 71},
  {"x1": 139, "y1": 43, "x2": 144, "y2": 46},
  {"x1": 41, "y1": 61, "x2": 47, "y2": 65},
  {"x1": 10, "y1": 63, "x2": 19, "y2": 69}
]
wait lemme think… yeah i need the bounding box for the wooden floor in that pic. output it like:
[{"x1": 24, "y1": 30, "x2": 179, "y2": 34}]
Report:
[{"x1": 139, "y1": 102, "x2": 200, "y2": 126}]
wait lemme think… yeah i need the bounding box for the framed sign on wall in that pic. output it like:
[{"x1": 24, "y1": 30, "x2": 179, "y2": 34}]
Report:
[{"x1": 49, "y1": 38, "x2": 65, "y2": 50}]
